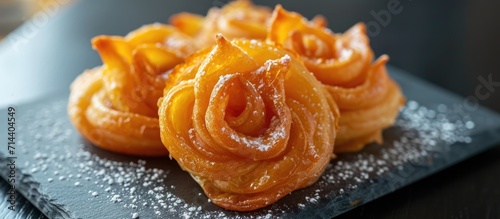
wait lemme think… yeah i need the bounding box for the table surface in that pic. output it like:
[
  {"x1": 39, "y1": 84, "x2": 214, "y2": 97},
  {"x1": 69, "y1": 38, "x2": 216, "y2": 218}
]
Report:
[{"x1": 1, "y1": 0, "x2": 500, "y2": 218}]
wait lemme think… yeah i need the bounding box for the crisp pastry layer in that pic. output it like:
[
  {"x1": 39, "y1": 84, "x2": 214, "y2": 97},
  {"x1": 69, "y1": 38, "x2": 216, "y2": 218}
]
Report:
[
  {"x1": 158, "y1": 35, "x2": 339, "y2": 211},
  {"x1": 68, "y1": 24, "x2": 195, "y2": 156},
  {"x1": 170, "y1": 0, "x2": 272, "y2": 49},
  {"x1": 267, "y1": 5, "x2": 405, "y2": 152}
]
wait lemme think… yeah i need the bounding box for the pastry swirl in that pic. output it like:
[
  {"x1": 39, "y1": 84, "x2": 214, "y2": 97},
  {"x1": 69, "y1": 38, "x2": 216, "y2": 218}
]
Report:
[
  {"x1": 68, "y1": 24, "x2": 195, "y2": 156},
  {"x1": 170, "y1": 0, "x2": 272, "y2": 48},
  {"x1": 267, "y1": 6, "x2": 405, "y2": 152},
  {"x1": 158, "y1": 35, "x2": 339, "y2": 211}
]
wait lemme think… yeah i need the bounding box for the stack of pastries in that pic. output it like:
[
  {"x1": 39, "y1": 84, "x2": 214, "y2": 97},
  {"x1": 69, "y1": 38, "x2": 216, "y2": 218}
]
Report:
[{"x1": 68, "y1": 0, "x2": 405, "y2": 211}]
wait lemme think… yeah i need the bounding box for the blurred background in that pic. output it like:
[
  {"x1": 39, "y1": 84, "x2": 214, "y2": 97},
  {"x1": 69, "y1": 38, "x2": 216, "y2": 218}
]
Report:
[
  {"x1": 0, "y1": 0, "x2": 57, "y2": 37},
  {"x1": 259, "y1": 0, "x2": 500, "y2": 113},
  {"x1": 1, "y1": 0, "x2": 498, "y2": 112}
]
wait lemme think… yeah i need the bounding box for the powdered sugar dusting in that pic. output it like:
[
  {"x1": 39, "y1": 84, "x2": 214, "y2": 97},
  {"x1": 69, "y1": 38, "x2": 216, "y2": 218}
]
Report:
[
  {"x1": 311, "y1": 100, "x2": 475, "y2": 206},
  {"x1": 7, "y1": 97, "x2": 482, "y2": 218}
]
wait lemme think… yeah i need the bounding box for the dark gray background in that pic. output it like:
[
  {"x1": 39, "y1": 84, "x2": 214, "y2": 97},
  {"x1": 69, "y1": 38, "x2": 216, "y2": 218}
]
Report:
[{"x1": 1, "y1": 0, "x2": 499, "y2": 112}]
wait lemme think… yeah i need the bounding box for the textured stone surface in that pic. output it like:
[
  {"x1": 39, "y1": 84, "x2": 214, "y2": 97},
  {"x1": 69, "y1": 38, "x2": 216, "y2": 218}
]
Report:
[{"x1": 1, "y1": 68, "x2": 499, "y2": 218}]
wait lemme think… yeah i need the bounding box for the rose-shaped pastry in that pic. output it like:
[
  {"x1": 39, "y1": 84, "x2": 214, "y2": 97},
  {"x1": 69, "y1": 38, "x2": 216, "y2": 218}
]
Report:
[
  {"x1": 268, "y1": 6, "x2": 405, "y2": 152},
  {"x1": 68, "y1": 24, "x2": 196, "y2": 156},
  {"x1": 158, "y1": 35, "x2": 339, "y2": 211},
  {"x1": 170, "y1": 0, "x2": 272, "y2": 48}
]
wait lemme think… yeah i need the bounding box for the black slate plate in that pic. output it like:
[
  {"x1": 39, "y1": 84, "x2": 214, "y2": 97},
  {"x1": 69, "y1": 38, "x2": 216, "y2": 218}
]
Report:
[{"x1": 1, "y1": 66, "x2": 500, "y2": 219}]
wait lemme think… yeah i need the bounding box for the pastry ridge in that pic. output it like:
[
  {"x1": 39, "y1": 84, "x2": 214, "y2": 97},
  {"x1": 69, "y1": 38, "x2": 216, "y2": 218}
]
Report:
[
  {"x1": 68, "y1": 24, "x2": 196, "y2": 156},
  {"x1": 267, "y1": 5, "x2": 405, "y2": 152},
  {"x1": 158, "y1": 35, "x2": 339, "y2": 211}
]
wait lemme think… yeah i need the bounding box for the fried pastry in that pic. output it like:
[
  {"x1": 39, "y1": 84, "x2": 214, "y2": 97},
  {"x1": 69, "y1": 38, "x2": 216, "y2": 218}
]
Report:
[
  {"x1": 170, "y1": 0, "x2": 272, "y2": 48},
  {"x1": 158, "y1": 35, "x2": 339, "y2": 211},
  {"x1": 267, "y1": 6, "x2": 405, "y2": 152},
  {"x1": 68, "y1": 24, "x2": 196, "y2": 156}
]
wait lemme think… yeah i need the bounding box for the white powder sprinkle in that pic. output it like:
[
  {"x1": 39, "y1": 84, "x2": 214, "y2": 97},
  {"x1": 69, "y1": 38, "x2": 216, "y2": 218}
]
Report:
[
  {"x1": 111, "y1": 195, "x2": 122, "y2": 203},
  {"x1": 318, "y1": 100, "x2": 474, "y2": 203},
  {"x1": 131, "y1": 212, "x2": 139, "y2": 218},
  {"x1": 16, "y1": 99, "x2": 478, "y2": 218}
]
